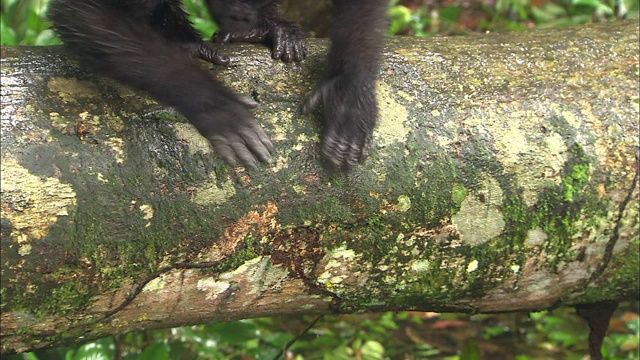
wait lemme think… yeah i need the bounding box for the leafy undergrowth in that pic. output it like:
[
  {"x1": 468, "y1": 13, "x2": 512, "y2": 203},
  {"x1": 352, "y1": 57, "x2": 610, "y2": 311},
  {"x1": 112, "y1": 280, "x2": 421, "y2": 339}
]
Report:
[
  {"x1": 12, "y1": 301, "x2": 639, "y2": 359},
  {"x1": 3, "y1": 0, "x2": 638, "y2": 45},
  {"x1": 388, "y1": 0, "x2": 638, "y2": 36}
]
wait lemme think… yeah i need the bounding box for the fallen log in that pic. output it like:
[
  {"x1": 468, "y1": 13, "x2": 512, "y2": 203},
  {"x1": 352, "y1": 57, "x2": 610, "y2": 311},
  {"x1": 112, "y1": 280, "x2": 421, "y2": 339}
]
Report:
[{"x1": 1, "y1": 20, "x2": 638, "y2": 353}]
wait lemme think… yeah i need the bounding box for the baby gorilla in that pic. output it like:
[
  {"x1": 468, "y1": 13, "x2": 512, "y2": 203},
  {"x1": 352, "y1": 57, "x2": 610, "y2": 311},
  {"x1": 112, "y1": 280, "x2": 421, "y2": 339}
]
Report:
[
  {"x1": 48, "y1": 0, "x2": 305, "y2": 168},
  {"x1": 50, "y1": 0, "x2": 389, "y2": 172},
  {"x1": 209, "y1": 0, "x2": 390, "y2": 171}
]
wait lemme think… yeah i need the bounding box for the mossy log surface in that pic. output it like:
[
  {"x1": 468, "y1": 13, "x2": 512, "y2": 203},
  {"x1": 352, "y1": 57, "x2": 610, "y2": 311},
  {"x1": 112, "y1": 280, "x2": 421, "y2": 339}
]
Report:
[{"x1": 1, "y1": 20, "x2": 638, "y2": 353}]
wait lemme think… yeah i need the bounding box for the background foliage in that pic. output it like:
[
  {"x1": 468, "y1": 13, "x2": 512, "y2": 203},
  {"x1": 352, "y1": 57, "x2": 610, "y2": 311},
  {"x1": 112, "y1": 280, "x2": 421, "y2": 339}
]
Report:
[
  {"x1": 2, "y1": 0, "x2": 638, "y2": 45},
  {"x1": 2, "y1": 0, "x2": 638, "y2": 359},
  {"x1": 8, "y1": 305, "x2": 640, "y2": 359}
]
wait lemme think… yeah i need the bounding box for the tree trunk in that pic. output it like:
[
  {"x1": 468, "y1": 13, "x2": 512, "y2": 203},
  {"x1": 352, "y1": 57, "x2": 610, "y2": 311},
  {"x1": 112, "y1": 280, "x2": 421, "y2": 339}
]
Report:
[{"x1": 1, "y1": 20, "x2": 638, "y2": 354}]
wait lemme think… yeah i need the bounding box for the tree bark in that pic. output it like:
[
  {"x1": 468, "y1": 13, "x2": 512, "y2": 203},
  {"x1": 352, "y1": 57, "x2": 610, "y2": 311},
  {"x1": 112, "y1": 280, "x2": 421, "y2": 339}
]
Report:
[{"x1": 1, "y1": 20, "x2": 638, "y2": 354}]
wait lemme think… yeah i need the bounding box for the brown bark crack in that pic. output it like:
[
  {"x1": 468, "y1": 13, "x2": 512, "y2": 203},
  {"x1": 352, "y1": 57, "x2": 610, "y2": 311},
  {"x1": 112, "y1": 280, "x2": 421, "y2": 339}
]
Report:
[{"x1": 589, "y1": 156, "x2": 639, "y2": 283}]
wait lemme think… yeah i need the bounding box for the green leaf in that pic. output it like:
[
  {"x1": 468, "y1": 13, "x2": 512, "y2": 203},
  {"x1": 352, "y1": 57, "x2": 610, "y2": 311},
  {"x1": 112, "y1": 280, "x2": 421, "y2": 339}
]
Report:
[
  {"x1": 460, "y1": 338, "x2": 481, "y2": 360},
  {"x1": 138, "y1": 343, "x2": 170, "y2": 360},
  {"x1": 378, "y1": 312, "x2": 399, "y2": 330},
  {"x1": 262, "y1": 332, "x2": 292, "y2": 348},
  {"x1": 34, "y1": 29, "x2": 61, "y2": 46},
  {"x1": 388, "y1": 5, "x2": 412, "y2": 34},
  {"x1": 438, "y1": 5, "x2": 461, "y2": 23},
  {"x1": 192, "y1": 17, "x2": 217, "y2": 37},
  {"x1": 360, "y1": 341, "x2": 385, "y2": 360},
  {"x1": 484, "y1": 325, "x2": 509, "y2": 339},
  {"x1": 1, "y1": 14, "x2": 17, "y2": 45},
  {"x1": 70, "y1": 342, "x2": 112, "y2": 360},
  {"x1": 571, "y1": 0, "x2": 614, "y2": 14},
  {"x1": 620, "y1": 0, "x2": 640, "y2": 17},
  {"x1": 19, "y1": 353, "x2": 39, "y2": 360},
  {"x1": 495, "y1": 0, "x2": 510, "y2": 14},
  {"x1": 204, "y1": 321, "x2": 258, "y2": 344},
  {"x1": 619, "y1": 334, "x2": 640, "y2": 351},
  {"x1": 311, "y1": 334, "x2": 344, "y2": 349},
  {"x1": 325, "y1": 345, "x2": 353, "y2": 360},
  {"x1": 531, "y1": 2, "x2": 568, "y2": 22},
  {"x1": 549, "y1": 330, "x2": 580, "y2": 348}
]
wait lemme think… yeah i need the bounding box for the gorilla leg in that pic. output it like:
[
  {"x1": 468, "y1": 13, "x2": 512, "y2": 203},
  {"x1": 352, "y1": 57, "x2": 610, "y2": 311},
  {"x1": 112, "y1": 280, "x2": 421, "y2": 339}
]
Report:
[
  {"x1": 207, "y1": 0, "x2": 306, "y2": 62},
  {"x1": 49, "y1": 0, "x2": 273, "y2": 167},
  {"x1": 304, "y1": 0, "x2": 389, "y2": 171}
]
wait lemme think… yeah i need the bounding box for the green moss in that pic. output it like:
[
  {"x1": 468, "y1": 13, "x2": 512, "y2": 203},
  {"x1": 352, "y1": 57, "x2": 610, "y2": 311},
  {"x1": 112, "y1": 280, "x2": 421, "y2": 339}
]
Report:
[
  {"x1": 496, "y1": 143, "x2": 609, "y2": 271},
  {"x1": 398, "y1": 139, "x2": 604, "y2": 303},
  {"x1": 581, "y1": 237, "x2": 640, "y2": 302},
  {"x1": 7, "y1": 147, "x2": 234, "y2": 316},
  {"x1": 219, "y1": 246, "x2": 259, "y2": 272},
  {"x1": 609, "y1": 237, "x2": 640, "y2": 292},
  {"x1": 562, "y1": 163, "x2": 589, "y2": 201},
  {"x1": 451, "y1": 183, "x2": 468, "y2": 206},
  {"x1": 19, "y1": 262, "x2": 98, "y2": 318},
  {"x1": 365, "y1": 216, "x2": 386, "y2": 229},
  {"x1": 396, "y1": 195, "x2": 412, "y2": 212},
  {"x1": 144, "y1": 243, "x2": 158, "y2": 266},
  {"x1": 48, "y1": 281, "x2": 92, "y2": 316}
]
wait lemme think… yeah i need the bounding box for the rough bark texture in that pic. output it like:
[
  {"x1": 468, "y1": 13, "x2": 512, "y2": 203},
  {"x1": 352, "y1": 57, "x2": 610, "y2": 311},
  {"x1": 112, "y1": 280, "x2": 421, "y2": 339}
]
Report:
[{"x1": 1, "y1": 21, "x2": 638, "y2": 354}]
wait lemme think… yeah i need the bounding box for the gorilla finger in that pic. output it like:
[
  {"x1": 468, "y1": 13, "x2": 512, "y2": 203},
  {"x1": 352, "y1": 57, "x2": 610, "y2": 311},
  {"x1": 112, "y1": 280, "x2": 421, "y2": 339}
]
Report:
[
  {"x1": 241, "y1": 30, "x2": 266, "y2": 43},
  {"x1": 282, "y1": 47, "x2": 294, "y2": 63},
  {"x1": 272, "y1": 34, "x2": 289, "y2": 62},
  {"x1": 302, "y1": 90, "x2": 323, "y2": 113},
  {"x1": 192, "y1": 43, "x2": 230, "y2": 66},
  {"x1": 240, "y1": 127, "x2": 273, "y2": 163},
  {"x1": 360, "y1": 136, "x2": 372, "y2": 162},
  {"x1": 210, "y1": 55, "x2": 231, "y2": 66},
  {"x1": 211, "y1": 32, "x2": 231, "y2": 43},
  {"x1": 272, "y1": 45, "x2": 285, "y2": 62},
  {"x1": 210, "y1": 138, "x2": 240, "y2": 166},
  {"x1": 345, "y1": 142, "x2": 362, "y2": 167},
  {"x1": 255, "y1": 126, "x2": 275, "y2": 155},
  {"x1": 236, "y1": 95, "x2": 258, "y2": 109},
  {"x1": 204, "y1": 47, "x2": 229, "y2": 65},
  {"x1": 321, "y1": 135, "x2": 347, "y2": 168},
  {"x1": 232, "y1": 144, "x2": 260, "y2": 169},
  {"x1": 294, "y1": 42, "x2": 306, "y2": 62}
]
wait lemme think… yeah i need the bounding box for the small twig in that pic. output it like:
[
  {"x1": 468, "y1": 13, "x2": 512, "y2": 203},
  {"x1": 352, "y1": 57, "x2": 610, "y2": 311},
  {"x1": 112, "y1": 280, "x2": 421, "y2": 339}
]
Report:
[
  {"x1": 103, "y1": 261, "x2": 222, "y2": 319},
  {"x1": 273, "y1": 315, "x2": 323, "y2": 360}
]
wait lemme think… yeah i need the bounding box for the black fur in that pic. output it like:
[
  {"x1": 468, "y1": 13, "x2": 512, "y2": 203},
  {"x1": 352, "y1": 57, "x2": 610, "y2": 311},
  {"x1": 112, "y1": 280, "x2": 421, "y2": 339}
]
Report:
[
  {"x1": 49, "y1": 0, "x2": 388, "y2": 171},
  {"x1": 304, "y1": 0, "x2": 389, "y2": 171},
  {"x1": 48, "y1": 0, "x2": 305, "y2": 168},
  {"x1": 208, "y1": 0, "x2": 306, "y2": 63}
]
